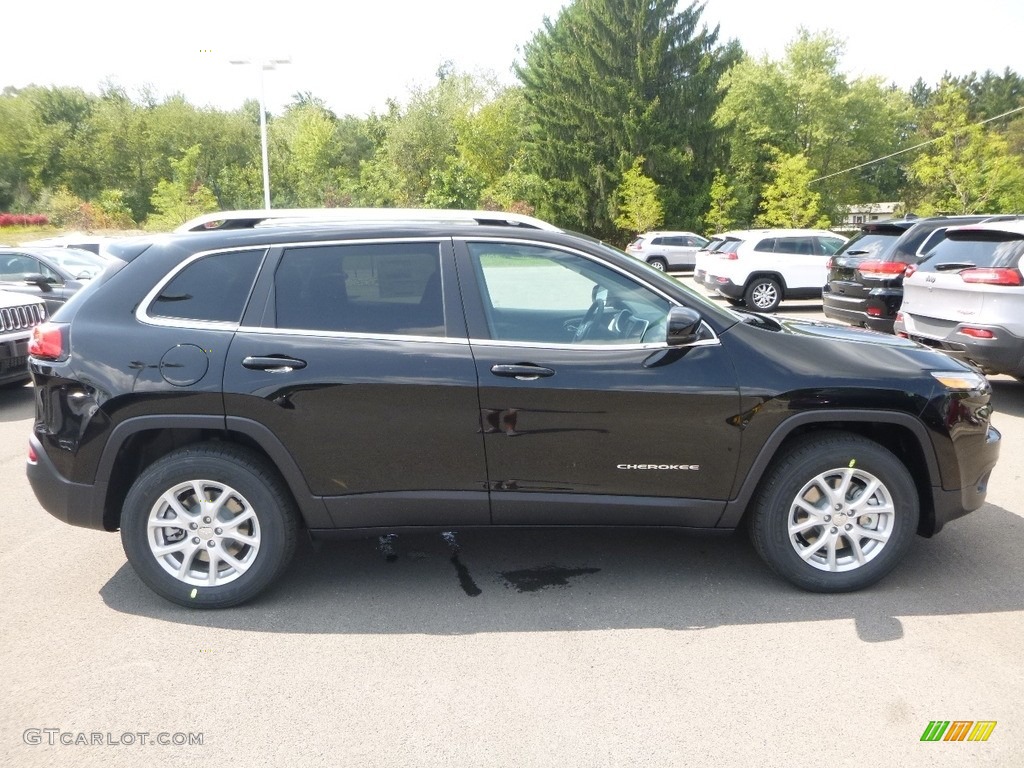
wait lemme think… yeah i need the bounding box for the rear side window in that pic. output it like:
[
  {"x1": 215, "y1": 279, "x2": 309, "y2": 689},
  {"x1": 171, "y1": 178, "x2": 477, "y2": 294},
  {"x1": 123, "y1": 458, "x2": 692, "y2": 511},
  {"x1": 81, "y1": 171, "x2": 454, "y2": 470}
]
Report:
[
  {"x1": 775, "y1": 238, "x2": 814, "y2": 255},
  {"x1": 753, "y1": 238, "x2": 776, "y2": 253},
  {"x1": 917, "y1": 232, "x2": 1024, "y2": 272},
  {"x1": 274, "y1": 241, "x2": 445, "y2": 336},
  {"x1": 151, "y1": 249, "x2": 265, "y2": 323}
]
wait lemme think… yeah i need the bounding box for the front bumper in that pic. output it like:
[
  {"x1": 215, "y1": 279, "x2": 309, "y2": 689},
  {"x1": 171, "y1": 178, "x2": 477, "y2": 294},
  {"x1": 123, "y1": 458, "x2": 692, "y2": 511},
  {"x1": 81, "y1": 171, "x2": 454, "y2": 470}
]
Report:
[{"x1": 928, "y1": 424, "x2": 1000, "y2": 534}]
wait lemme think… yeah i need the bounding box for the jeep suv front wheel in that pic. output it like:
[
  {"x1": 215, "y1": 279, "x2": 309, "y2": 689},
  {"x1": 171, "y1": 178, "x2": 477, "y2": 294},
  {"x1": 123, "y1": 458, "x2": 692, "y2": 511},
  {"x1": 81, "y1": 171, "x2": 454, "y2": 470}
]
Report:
[
  {"x1": 120, "y1": 445, "x2": 299, "y2": 608},
  {"x1": 749, "y1": 433, "x2": 919, "y2": 592}
]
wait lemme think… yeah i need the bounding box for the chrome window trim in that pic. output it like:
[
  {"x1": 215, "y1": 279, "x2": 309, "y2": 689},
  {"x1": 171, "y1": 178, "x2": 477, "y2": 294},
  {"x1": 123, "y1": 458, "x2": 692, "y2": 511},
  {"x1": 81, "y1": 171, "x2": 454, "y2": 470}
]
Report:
[
  {"x1": 468, "y1": 335, "x2": 719, "y2": 352},
  {"x1": 235, "y1": 325, "x2": 468, "y2": 345}
]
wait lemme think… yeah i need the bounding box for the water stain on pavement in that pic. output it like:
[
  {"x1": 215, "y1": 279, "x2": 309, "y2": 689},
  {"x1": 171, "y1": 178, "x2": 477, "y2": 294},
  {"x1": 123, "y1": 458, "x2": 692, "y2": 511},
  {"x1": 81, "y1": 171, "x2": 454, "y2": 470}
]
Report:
[{"x1": 501, "y1": 565, "x2": 601, "y2": 593}]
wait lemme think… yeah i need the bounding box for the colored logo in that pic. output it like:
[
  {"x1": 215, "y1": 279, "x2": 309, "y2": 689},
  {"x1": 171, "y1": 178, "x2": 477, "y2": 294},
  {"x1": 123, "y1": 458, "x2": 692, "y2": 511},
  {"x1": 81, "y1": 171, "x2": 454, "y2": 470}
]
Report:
[{"x1": 920, "y1": 721, "x2": 996, "y2": 742}]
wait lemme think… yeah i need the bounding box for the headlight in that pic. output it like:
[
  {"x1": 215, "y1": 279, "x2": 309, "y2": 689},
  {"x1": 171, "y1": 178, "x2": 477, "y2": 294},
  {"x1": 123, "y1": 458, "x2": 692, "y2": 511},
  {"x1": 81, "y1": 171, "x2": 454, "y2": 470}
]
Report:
[{"x1": 930, "y1": 370, "x2": 988, "y2": 391}]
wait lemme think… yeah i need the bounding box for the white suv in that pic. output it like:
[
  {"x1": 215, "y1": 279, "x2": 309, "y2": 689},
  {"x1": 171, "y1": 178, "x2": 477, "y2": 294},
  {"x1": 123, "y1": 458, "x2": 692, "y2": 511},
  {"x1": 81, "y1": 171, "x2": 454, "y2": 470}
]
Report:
[
  {"x1": 895, "y1": 220, "x2": 1024, "y2": 379},
  {"x1": 0, "y1": 289, "x2": 46, "y2": 386},
  {"x1": 625, "y1": 231, "x2": 709, "y2": 271},
  {"x1": 704, "y1": 229, "x2": 847, "y2": 311}
]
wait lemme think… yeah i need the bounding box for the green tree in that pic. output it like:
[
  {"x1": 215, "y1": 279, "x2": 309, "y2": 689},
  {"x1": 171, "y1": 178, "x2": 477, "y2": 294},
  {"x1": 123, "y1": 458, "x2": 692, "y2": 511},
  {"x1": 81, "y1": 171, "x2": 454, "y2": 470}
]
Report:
[
  {"x1": 146, "y1": 145, "x2": 219, "y2": 230},
  {"x1": 703, "y1": 170, "x2": 740, "y2": 233},
  {"x1": 517, "y1": 0, "x2": 735, "y2": 236},
  {"x1": 614, "y1": 156, "x2": 664, "y2": 234},
  {"x1": 755, "y1": 152, "x2": 830, "y2": 228},
  {"x1": 909, "y1": 81, "x2": 1024, "y2": 214},
  {"x1": 715, "y1": 30, "x2": 912, "y2": 224}
]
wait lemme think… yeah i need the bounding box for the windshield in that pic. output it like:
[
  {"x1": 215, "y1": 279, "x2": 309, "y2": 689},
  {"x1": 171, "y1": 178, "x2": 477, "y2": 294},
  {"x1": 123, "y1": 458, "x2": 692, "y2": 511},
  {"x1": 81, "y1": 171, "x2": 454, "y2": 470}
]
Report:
[{"x1": 44, "y1": 248, "x2": 111, "y2": 278}]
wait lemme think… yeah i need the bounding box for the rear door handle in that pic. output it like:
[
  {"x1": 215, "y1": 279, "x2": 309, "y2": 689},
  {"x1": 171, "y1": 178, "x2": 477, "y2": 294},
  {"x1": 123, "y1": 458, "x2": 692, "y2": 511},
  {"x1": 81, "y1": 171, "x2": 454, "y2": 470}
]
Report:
[
  {"x1": 490, "y1": 364, "x2": 555, "y2": 380},
  {"x1": 242, "y1": 355, "x2": 307, "y2": 373}
]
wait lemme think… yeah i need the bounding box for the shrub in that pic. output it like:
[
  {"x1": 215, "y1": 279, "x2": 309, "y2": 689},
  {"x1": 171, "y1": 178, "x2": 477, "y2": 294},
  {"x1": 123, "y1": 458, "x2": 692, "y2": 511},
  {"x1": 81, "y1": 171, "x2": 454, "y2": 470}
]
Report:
[{"x1": 0, "y1": 213, "x2": 50, "y2": 228}]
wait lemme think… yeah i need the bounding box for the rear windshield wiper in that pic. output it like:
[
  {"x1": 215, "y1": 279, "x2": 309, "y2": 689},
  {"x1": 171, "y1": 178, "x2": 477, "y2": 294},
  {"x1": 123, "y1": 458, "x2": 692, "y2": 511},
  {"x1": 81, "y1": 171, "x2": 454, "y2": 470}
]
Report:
[
  {"x1": 933, "y1": 262, "x2": 976, "y2": 271},
  {"x1": 843, "y1": 249, "x2": 871, "y2": 256}
]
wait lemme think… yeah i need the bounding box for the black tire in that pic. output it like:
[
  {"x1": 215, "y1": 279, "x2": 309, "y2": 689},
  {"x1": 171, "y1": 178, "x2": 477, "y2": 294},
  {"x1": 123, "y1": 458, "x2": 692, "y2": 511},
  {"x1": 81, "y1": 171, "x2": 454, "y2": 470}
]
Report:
[
  {"x1": 748, "y1": 432, "x2": 919, "y2": 592},
  {"x1": 120, "y1": 444, "x2": 299, "y2": 608},
  {"x1": 744, "y1": 276, "x2": 782, "y2": 312},
  {"x1": 648, "y1": 257, "x2": 668, "y2": 271},
  {"x1": 725, "y1": 298, "x2": 745, "y2": 307}
]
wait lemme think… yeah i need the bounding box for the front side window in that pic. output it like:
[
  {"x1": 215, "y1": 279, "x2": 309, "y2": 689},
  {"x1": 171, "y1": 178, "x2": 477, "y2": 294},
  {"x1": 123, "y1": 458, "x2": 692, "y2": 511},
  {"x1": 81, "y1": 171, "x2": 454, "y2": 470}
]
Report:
[
  {"x1": 275, "y1": 242, "x2": 445, "y2": 336},
  {"x1": 151, "y1": 249, "x2": 265, "y2": 323},
  {"x1": 468, "y1": 242, "x2": 671, "y2": 345}
]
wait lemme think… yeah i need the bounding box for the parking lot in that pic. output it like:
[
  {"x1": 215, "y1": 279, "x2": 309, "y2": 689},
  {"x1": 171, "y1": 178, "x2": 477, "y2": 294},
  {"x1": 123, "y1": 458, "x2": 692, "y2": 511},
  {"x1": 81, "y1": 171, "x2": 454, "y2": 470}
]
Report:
[{"x1": 2, "y1": 295, "x2": 1022, "y2": 767}]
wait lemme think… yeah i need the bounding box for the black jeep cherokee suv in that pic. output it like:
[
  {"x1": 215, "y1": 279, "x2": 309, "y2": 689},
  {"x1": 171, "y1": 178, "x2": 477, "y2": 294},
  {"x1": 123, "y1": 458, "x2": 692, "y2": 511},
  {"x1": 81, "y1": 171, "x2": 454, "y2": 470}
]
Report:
[{"x1": 26, "y1": 210, "x2": 1001, "y2": 607}]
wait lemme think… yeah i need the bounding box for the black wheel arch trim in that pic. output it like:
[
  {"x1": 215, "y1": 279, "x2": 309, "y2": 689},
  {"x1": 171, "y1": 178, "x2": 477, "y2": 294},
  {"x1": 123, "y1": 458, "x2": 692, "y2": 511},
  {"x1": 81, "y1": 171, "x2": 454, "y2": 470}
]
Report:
[
  {"x1": 716, "y1": 409, "x2": 942, "y2": 531},
  {"x1": 95, "y1": 414, "x2": 333, "y2": 530},
  {"x1": 744, "y1": 271, "x2": 788, "y2": 292}
]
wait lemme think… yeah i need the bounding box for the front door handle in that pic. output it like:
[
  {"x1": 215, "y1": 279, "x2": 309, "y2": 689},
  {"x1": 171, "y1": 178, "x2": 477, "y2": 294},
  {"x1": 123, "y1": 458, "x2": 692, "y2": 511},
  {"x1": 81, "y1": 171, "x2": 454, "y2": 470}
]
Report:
[
  {"x1": 490, "y1": 364, "x2": 555, "y2": 380},
  {"x1": 242, "y1": 355, "x2": 307, "y2": 373}
]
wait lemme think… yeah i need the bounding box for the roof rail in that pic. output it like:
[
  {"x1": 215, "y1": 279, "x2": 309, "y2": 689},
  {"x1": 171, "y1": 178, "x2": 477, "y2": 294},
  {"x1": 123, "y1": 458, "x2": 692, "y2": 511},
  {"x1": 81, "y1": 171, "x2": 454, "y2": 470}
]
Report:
[{"x1": 175, "y1": 208, "x2": 561, "y2": 233}]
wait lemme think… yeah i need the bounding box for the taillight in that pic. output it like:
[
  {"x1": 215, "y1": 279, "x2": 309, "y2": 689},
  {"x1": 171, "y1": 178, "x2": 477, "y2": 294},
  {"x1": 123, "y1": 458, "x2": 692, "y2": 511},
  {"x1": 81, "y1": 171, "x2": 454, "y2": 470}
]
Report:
[
  {"x1": 858, "y1": 260, "x2": 910, "y2": 279},
  {"x1": 720, "y1": 253, "x2": 738, "y2": 260},
  {"x1": 866, "y1": 307, "x2": 882, "y2": 317},
  {"x1": 895, "y1": 312, "x2": 904, "y2": 322},
  {"x1": 826, "y1": 258, "x2": 834, "y2": 269},
  {"x1": 960, "y1": 268, "x2": 1023, "y2": 286},
  {"x1": 958, "y1": 327, "x2": 996, "y2": 339},
  {"x1": 27, "y1": 443, "x2": 38, "y2": 464},
  {"x1": 28, "y1": 322, "x2": 68, "y2": 361},
  {"x1": 904, "y1": 264, "x2": 917, "y2": 278}
]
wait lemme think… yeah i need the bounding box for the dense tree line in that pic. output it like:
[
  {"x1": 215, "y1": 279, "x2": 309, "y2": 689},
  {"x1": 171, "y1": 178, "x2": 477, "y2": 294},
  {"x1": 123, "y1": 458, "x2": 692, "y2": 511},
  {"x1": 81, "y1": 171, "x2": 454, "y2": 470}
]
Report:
[{"x1": 0, "y1": 0, "x2": 1022, "y2": 242}]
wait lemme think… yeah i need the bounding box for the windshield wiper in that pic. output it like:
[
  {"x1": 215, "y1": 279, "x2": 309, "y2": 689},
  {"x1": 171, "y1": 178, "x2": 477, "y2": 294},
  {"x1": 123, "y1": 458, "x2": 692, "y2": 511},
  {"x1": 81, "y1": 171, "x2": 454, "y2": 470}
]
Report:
[
  {"x1": 843, "y1": 249, "x2": 871, "y2": 256},
  {"x1": 933, "y1": 262, "x2": 976, "y2": 271}
]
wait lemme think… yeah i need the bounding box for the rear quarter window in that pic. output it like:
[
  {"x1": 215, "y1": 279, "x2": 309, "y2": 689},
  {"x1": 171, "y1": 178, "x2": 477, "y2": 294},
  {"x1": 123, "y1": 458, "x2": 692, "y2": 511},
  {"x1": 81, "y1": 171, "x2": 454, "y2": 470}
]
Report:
[{"x1": 150, "y1": 249, "x2": 265, "y2": 323}]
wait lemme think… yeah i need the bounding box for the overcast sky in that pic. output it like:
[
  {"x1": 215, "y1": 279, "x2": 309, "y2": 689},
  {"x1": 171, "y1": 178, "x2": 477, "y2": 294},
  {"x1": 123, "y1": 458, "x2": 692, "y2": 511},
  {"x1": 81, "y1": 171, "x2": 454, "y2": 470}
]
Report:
[{"x1": 3, "y1": 0, "x2": 1022, "y2": 116}]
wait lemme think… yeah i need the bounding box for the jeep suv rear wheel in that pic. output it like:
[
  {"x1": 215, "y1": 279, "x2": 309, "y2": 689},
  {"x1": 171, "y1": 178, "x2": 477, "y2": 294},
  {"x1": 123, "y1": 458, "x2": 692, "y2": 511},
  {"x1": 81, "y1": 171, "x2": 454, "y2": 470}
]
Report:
[
  {"x1": 744, "y1": 276, "x2": 782, "y2": 312},
  {"x1": 749, "y1": 433, "x2": 919, "y2": 592},
  {"x1": 120, "y1": 445, "x2": 299, "y2": 608},
  {"x1": 647, "y1": 257, "x2": 667, "y2": 271}
]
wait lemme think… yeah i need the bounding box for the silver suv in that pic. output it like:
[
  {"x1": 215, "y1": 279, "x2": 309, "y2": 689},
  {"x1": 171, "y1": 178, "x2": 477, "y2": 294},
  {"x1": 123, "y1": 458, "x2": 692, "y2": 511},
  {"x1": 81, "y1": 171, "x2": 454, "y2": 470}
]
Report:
[
  {"x1": 895, "y1": 220, "x2": 1024, "y2": 379},
  {"x1": 626, "y1": 231, "x2": 708, "y2": 271}
]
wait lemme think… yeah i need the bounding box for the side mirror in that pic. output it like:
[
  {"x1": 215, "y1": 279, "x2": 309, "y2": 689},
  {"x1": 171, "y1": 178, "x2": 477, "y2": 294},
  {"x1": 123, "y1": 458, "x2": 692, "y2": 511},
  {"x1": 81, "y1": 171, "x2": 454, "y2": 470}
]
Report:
[
  {"x1": 666, "y1": 306, "x2": 702, "y2": 346},
  {"x1": 23, "y1": 273, "x2": 54, "y2": 292}
]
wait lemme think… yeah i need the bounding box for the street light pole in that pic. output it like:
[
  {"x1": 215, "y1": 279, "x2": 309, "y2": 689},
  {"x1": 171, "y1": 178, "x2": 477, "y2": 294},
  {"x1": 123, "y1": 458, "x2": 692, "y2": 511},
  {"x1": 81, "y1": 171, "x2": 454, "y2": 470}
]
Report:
[{"x1": 230, "y1": 57, "x2": 291, "y2": 210}]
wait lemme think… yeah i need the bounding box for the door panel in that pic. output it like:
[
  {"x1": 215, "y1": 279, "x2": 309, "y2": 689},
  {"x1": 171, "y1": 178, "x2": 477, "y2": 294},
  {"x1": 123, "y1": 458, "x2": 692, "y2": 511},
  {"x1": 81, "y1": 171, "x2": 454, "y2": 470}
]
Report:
[
  {"x1": 456, "y1": 239, "x2": 741, "y2": 526},
  {"x1": 223, "y1": 239, "x2": 489, "y2": 528}
]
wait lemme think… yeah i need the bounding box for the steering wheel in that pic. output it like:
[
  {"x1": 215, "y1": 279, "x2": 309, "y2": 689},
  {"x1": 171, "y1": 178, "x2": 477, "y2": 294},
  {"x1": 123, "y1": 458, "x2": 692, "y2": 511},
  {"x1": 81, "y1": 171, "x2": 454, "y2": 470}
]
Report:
[{"x1": 573, "y1": 297, "x2": 606, "y2": 342}]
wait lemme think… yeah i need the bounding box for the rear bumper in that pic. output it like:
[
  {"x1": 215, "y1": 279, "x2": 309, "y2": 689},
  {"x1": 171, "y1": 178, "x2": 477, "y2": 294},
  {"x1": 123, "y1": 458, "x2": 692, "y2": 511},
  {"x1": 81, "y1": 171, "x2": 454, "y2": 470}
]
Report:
[
  {"x1": 27, "y1": 432, "x2": 108, "y2": 530},
  {"x1": 822, "y1": 288, "x2": 901, "y2": 333},
  {"x1": 711, "y1": 277, "x2": 744, "y2": 299},
  {"x1": 899, "y1": 320, "x2": 1024, "y2": 377}
]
